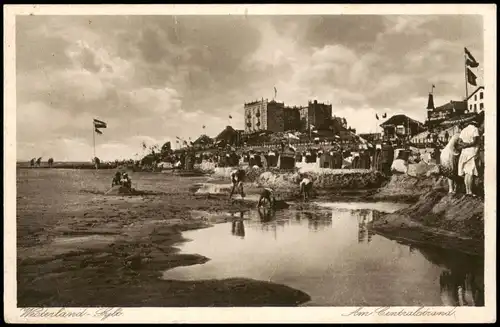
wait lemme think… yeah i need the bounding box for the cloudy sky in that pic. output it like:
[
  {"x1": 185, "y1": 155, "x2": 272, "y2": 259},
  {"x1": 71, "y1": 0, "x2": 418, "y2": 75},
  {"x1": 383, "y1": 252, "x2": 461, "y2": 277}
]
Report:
[{"x1": 16, "y1": 14, "x2": 483, "y2": 161}]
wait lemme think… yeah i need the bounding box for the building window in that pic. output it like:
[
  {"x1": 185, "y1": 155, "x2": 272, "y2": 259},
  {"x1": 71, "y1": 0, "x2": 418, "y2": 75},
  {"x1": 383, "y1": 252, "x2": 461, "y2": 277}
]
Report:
[
  {"x1": 470, "y1": 104, "x2": 473, "y2": 110},
  {"x1": 480, "y1": 92, "x2": 484, "y2": 99},
  {"x1": 474, "y1": 104, "x2": 477, "y2": 111},
  {"x1": 474, "y1": 95, "x2": 477, "y2": 101},
  {"x1": 480, "y1": 103, "x2": 484, "y2": 111}
]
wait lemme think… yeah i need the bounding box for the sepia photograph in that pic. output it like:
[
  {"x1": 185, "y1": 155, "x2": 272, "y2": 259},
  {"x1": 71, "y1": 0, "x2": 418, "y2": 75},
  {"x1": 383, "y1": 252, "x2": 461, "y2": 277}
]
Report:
[{"x1": 4, "y1": 4, "x2": 496, "y2": 324}]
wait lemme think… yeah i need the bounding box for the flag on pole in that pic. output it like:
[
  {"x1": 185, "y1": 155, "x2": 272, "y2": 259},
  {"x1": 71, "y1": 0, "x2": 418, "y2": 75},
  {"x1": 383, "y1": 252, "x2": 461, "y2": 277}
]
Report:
[
  {"x1": 93, "y1": 118, "x2": 107, "y2": 129},
  {"x1": 202, "y1": 125, "x2": 206, "y2": 129},
  {"x1": 93, "y1": 118, "x2": 107, "y2": 135},
  {"x1": 274, "y1": 86, "x2": 277, "y2": 98},
  {"x1": 229, "y1": 115, "x2": 232, "y2": 119},
  {"x1": 464, "y1": 47, "x2": 479, "y2": 68},
  {"x1": 467, "y1": 68, "x2": 477, "y2": 86},
  {"x1": 382, "y1": 113, "x2": 387, "y2": 118},
  {"x1": 375, "y1": 114, "x2": 379, "y2": 120},
  {"x1": 287, "y1": 133, "x2": 300, "y2": 140}
]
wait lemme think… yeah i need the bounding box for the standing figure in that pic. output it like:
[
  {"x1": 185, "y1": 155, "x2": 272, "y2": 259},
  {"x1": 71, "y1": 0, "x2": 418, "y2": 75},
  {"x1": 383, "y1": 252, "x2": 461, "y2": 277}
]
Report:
[
  {"x1": 380, "y1": 142, "x2": 394, "y2": 175},
  {"x1": 30, "y1": 158, "x2": 35, "y2": 168},
  {"x1": 47, "y1": 158, "x2": 54, "y2": 168},
  {"x1": 36, "y1": 157, "x2": 42, "y2": 167},
  {"x1": 457, "y1": 118, "x2": 481, "y2": 196},
  {"x1": 439, "y1": 131, "x2": 461, "y2": 194},
  {"x1": 229, "y1": 168, "x2": 246, "y2": 199},
  {"x1": 299, "y1": 175, "x2": 313, "y2": 201}
]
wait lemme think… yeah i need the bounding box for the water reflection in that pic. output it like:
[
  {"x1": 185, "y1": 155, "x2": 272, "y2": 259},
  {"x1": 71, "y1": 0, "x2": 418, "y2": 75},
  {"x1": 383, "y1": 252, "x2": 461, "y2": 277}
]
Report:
[
  {"x1": 356, "y1": 210, "x2": 378, "y2": 244},
  {"x1": 230, "y1": 212, "x2": 245, "y2": 238},
  {"x1": 258, "y1": 207, "x2": 275, "y2": 223},
  {"x1": 416, "y1": 246, "x2": 484, "y2": 307},
  {"x1": 165, "y1": 206, "x2": 484, "y2": 307}
]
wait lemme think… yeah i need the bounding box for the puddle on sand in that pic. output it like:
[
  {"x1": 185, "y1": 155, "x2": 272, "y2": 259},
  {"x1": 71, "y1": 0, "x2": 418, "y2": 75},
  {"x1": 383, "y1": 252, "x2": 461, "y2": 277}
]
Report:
[
  {"x1": 162, "y1": 204, "x2": 484, "y2": 307},
  {"x1": 193, "y1": 182, "x2": 261, "y2": 202},
  {"x1": 190, "y1": 210, "x2": 247, "y2": 224},
  {"x1": 194, "y1": 183, "x2": 233, "y2": 195}
]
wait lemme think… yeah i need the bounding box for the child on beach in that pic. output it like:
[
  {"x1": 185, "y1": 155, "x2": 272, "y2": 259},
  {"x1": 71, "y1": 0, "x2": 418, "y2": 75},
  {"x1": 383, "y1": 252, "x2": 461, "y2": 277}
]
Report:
[
  {"x1": 111, "y1": 172, "x2": 122, "y2": 187},
  {"x1": 229, "y1": 168, "x2": 246, "y2": 199},
  {"x1": 257, "y1": 187, "x2": 276, "y2": 209},
  {"x1": 299, "y1": 175, "x2": 313, "y2": 201}
]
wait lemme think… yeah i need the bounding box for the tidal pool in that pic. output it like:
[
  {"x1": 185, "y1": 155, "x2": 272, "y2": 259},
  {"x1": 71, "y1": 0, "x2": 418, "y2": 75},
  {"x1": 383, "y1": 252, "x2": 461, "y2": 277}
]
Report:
[{"x1": 162, "y1": 204, "x2": 484, "y2": 307}]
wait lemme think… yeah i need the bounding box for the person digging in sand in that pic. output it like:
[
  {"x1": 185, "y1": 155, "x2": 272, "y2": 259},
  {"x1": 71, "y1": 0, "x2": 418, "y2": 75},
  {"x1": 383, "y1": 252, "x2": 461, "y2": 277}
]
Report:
[
  {"x1": 257, "y1": 187, "x2": 276, "y2": 209},
  {"x1": 111, "y1": 171, "x2": 122, "y2": 187}
]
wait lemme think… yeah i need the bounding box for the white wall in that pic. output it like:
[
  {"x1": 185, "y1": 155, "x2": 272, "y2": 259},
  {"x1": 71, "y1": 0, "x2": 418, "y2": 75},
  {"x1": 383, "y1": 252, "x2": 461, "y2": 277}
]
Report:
[{"x1": 467, "y1": 87, "x2": 485, "y2": 113}]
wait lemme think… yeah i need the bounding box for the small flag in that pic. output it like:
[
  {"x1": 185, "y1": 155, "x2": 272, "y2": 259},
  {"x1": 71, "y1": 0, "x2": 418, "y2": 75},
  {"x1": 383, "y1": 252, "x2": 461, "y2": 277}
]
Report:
[
  {"x1": 202, "y1": 125, "x2": 206, "y2": 129},
  {"x1": 464, "y1": 47, "x2": 479, "y2": 68},
  {"x1": 382, "y1": 113, "x2": 387, "y2": 118},
  {"x1": 467, "y1": 68, "x2": 477, "y2": 86},
  {"x1": 95, "y1": 128, "x2": 102, "y2": 135},
  {"x1": 93, "y1": 118, "x2": 107, "y2": 129},
  {"x1": 310, "y1": 124, "x2": 315, "y2": 130},
  {"x1": 287, "y1": 133, "x2": 300, "y2": 140},
  {"x1": 375, "y1": 114, "x2": 379, "y2": 120},
  {"x1": 274, "y1": 86, "x2": 277, "y2": 98},
  {"x1": 229, "y1": 115, "x2": 232, "y2": 119}
]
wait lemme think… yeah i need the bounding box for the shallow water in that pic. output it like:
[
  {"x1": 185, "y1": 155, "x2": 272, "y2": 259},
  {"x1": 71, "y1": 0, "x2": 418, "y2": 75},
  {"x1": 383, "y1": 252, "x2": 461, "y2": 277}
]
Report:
[
  {"x1": 163, "y1": 205, "x2": 484, "y2": 307},
  {"x1": 313, "y1": 201, "x2": 409, "y2": 213}
]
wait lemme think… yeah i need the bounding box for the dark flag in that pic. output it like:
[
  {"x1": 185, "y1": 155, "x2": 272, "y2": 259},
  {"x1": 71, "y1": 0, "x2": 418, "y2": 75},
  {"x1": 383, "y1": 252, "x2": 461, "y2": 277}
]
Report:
[
  {"x1": 229, "y1": 115, "x2": 232, "y2": 119},
  {"x1": 466, "y1": 58, "x2": 479, "y2": 68},
  {"x1": 93, "y1": 118, "x2": 107, "y2": 129},
  {"x1": 95, "y1": 128, "x2": 103, "y2": 135},
  {"x1": 467, "y1": 68, "x2": 478, "y2": 86},
  {"x1": 464, "y1": 47, "x2": 479, "y2": 68},
  {"x1": 375, "y1": 114, "x2": 379, "y2": 120},
  {"x1": 202, "y1": 125, "x2": 206, "y2": 129},
  {"x1": 382, "y1": 113, "x2": 387, "y2": 118}
]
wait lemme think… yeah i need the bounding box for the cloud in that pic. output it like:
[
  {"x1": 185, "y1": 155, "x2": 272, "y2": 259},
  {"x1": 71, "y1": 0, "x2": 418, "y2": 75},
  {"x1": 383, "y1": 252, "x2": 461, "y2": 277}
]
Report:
[{"x1": 16, "y1": 15, "x2": 484, "y2": 161}]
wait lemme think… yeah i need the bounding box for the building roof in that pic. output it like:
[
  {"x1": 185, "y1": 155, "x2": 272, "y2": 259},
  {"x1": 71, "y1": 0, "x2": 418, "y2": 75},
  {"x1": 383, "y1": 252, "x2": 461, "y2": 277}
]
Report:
[
  {"x1": 380, "y1": 114, "x2": 424, "y2": 127},
  {"x1": 466, "y1": 86, "x2": 484, "y2": 101},
  {"x1": 441, "y1": 112, "x2": 477, "y2": 126},
  {"x1": 434, "y1": 100, "x2": 467, "y2": 112},
  {"x1": 193, "y1": 134, "x2": 213, "y2": 145},
  {"x1": 215, "y1": 126, "x2": 238, "y2": 141}
]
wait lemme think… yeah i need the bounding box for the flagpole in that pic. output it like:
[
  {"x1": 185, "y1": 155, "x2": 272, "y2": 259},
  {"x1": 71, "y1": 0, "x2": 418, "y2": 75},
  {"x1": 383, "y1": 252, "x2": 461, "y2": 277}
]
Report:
[
  {"x1": 92, "y1": 122, "x2": 96, "y2": 160},
  {"x1": 464, "y1": 53, "x2": 469, "y2": 100}
]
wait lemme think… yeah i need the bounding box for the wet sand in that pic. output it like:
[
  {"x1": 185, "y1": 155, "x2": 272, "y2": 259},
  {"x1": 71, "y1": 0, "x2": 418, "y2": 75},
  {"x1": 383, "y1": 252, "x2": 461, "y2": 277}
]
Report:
[{"x1": 16, "y1": 169, "x2": 309, "y2": 307}]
